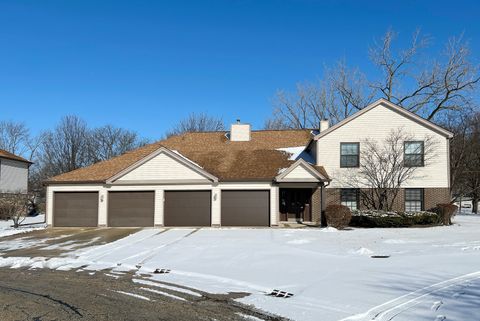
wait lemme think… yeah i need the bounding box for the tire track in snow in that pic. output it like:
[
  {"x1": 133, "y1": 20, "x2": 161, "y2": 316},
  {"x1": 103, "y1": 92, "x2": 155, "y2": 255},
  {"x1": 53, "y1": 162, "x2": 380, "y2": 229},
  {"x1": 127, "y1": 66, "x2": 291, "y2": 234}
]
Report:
[
  {"x1": 136, "y1": 228, "x2": 200, "y2": 265},
  {"x1": 340, "y1": 271, "x2": 480, "y2": 321},
  {"x1": 92, "y1": 229, "x2": 198, "y2": 268},
  {"x1": 80, "y1": 229, "x2": 166, "y2": 262}
]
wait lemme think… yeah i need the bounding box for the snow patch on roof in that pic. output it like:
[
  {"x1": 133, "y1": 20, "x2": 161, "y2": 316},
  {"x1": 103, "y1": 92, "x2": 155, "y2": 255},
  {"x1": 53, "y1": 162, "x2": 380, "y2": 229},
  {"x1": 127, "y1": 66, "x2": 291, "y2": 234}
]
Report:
[{"x1": 276, "y1": 146, "x2": 315, "y2": 164}]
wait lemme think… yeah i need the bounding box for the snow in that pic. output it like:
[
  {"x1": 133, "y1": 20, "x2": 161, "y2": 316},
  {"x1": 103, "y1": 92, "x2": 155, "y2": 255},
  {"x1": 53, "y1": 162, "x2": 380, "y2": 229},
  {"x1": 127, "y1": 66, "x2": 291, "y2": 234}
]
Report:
[
  {"x1": 0, "y1": 214, "x2": 46, "y2": 238},
  {"x1": 0, "y1": 215, "x2": 479, "y2": 321},
  {"x1": 140, "y1": 287, "x2": 187, "y2": 301},
  {"x1": 114, "y1": 290, "x2": 151, "y2": 301},
  {"x1": 276, "y1": 146, "x2": 315, "y2": 163}
]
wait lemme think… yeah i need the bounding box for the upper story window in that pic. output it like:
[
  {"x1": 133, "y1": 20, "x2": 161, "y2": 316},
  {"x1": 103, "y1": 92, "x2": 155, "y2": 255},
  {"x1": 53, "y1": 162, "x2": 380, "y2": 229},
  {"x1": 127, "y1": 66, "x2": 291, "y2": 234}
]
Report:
[
  {"x1": 404, "y1": 141, "x2": 424, "y2": 167},
  {"x1": 340, "y1": 143, "x2": 360, "y2": 168}
]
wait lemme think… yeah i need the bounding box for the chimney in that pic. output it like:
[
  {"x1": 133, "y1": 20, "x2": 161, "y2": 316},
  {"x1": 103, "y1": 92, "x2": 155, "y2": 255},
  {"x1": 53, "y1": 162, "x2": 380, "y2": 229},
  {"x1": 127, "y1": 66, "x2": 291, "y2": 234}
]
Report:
[
  {"x1": 320, "y1": 119, "x2": 329, "y2": 132},
  {"x1": 230, "y1": 119, "x2": 251, "y2": 141}
]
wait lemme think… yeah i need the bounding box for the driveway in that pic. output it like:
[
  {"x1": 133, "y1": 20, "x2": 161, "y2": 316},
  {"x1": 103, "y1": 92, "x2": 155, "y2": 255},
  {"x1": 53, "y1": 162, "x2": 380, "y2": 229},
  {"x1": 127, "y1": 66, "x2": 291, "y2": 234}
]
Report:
[
  {"x1": 0, "y1": 227, "x2": 141, "y2": 258},
  {"x1": 0, "y1": 268, "x2": 283, "y2": 321},
  {"x1": 0, "y1": 228, "x2": 288, "y2": 321}
]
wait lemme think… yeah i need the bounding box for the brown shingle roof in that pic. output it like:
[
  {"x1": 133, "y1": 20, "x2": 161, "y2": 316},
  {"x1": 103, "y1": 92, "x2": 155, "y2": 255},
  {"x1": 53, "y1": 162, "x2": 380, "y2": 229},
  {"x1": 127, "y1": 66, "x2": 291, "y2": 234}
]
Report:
[
  {"x1": 0, "y1": 149, "x2": 32, "y2": 164},
  {"x1": 47, "y1": 129, "x2": 326, "y2": 183}
]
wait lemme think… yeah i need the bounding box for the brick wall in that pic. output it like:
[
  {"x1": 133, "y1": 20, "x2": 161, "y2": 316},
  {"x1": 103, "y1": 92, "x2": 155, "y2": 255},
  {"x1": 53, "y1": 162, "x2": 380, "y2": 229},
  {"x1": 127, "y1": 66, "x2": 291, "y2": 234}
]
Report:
[
  {"x1": 325, "y1": 188, "x2": 450, "y2": 211},
  {"x1": 311, "y1": 187, "x2": 321, "y2": 223}
]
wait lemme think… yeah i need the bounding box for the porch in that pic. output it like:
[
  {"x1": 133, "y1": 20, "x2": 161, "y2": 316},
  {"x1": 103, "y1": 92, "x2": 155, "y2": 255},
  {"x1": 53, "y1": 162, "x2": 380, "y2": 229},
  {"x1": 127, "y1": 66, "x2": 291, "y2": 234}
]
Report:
[{"x1": 277, "y1": 184, "x2": 325, "y2": 226}]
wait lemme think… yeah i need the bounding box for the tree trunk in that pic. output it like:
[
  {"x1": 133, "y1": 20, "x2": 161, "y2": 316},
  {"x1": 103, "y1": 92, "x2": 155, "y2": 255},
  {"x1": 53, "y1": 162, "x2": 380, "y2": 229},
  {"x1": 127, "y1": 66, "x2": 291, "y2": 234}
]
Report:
[{"x1": 473, "y1": 197, "x2": 479, "y2": 214}]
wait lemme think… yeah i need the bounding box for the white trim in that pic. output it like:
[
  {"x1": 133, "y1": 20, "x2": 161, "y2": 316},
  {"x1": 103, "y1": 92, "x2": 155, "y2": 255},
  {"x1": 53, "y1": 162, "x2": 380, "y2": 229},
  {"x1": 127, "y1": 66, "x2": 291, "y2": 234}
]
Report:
[
  {"x1": 275, "y1": 159, "x2": 328, "y2": 182},
  {"x1": 314, "y1": 99, "x2": 454, "y2": 140}
]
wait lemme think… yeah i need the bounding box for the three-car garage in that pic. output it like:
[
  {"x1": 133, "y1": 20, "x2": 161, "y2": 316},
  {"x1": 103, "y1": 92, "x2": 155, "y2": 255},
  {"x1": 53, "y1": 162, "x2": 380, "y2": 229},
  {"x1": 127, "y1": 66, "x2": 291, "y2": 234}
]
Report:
[{"x1": 51, "y1": 189, "x2": 271, "y2": 228}]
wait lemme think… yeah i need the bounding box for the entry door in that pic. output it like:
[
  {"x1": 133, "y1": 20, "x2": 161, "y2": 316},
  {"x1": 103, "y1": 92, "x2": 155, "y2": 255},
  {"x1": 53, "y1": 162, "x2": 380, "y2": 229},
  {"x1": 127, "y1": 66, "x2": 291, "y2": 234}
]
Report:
[{"x1": 280, "y1": 189, "x2": 312, "y2": 221}]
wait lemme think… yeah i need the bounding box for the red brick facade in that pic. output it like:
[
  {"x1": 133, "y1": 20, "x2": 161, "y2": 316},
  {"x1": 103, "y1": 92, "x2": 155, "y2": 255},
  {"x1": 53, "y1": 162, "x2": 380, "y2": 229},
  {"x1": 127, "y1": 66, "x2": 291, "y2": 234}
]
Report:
[{"x1": 325, "y1": 188, "x2": 450, "y2": 212}]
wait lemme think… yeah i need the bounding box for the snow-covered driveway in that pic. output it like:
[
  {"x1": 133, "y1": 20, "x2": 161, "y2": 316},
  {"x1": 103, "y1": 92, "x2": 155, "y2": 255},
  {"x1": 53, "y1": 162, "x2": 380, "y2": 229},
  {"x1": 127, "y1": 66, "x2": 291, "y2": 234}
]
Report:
[{"x1": 1, "y1": 215, "x2": 479, "y2": 321}]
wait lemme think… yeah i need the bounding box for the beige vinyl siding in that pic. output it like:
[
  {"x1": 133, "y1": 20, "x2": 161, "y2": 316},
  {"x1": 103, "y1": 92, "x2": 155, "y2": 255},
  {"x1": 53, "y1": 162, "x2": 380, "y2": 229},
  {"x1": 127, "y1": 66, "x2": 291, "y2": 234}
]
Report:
[
  {"x1": 282, "y1": 165, "x2": 318, "y2": 180},
  {"x1": 117, "y1": 152, "x2": 208, "y2": 182},
  {"x1": 316, "y1": 102, "x2": 449, "y2": 188},
  {"x1": 0, "y1": 159, "x2": 28, "y2": 193}
]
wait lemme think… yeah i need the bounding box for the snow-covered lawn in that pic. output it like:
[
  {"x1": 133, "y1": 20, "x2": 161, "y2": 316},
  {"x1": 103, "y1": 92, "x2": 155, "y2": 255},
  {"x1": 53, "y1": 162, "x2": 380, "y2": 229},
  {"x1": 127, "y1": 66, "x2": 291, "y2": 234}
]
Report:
[
  {"x1": 0, "y1": 214, "x2": 46, "y2": 237},
  {"x1": 1, "y1": 215, "x2": 479, "y2": 321}
]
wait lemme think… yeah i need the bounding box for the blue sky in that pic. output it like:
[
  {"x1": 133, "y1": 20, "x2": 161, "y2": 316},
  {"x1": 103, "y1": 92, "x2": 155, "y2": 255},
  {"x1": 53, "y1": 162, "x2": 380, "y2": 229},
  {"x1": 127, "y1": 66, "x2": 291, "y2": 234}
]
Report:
[{"x1": 0, "y1": 0, "x2": 478, "y2": 140}]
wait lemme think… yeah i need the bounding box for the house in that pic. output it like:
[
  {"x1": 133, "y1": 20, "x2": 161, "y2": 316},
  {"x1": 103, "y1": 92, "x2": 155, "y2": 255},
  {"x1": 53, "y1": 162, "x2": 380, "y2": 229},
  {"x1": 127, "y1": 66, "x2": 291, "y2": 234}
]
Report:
[
  {"x1": 45, "y1": 99, "x2": 453, "y2": 227},
  {"x1": 0, "y1": 149, "x2": 31, "y2": 193}
]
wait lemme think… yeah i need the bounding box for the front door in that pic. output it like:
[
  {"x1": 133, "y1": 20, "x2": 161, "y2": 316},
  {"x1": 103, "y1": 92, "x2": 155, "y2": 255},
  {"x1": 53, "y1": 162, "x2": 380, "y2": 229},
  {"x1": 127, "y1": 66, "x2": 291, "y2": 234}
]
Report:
[{"x1": 280, "y1": 188, "x2": 313, "y2": 222}]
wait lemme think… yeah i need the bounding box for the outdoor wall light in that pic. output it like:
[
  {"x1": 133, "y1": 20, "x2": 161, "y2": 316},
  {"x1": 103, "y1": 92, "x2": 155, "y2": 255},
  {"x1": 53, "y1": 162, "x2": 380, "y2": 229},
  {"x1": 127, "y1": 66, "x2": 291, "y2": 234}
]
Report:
[{"x1": 100, "y1": 195, "x2": 104, "y2": 202}]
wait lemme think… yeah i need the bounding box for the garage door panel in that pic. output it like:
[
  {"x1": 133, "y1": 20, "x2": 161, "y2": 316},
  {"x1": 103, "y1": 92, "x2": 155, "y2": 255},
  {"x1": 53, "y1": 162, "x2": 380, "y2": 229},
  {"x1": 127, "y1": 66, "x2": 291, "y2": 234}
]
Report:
[
  {"x1": 108, "y1": 191, "x2": 154, "y2": 227},
  {"x1": 54, "y1": 192, "x2": 98, "y2": 227},
  {"x1": 164, "y1": 191, "x2": 211, "y2": 227},
  {"x1": 221, "y1": 190, "x2": 269, "y2": 226}
]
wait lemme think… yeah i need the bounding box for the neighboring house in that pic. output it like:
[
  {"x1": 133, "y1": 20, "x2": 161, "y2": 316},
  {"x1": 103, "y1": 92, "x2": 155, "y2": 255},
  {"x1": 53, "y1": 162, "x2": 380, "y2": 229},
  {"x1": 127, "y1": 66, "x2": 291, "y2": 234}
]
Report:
[
  {"x1": 45, "y1": 99, "x2": 452, "y2": 227},
  {"x1": 0, "y1": 149, "x2": 31, "y2": 193}
]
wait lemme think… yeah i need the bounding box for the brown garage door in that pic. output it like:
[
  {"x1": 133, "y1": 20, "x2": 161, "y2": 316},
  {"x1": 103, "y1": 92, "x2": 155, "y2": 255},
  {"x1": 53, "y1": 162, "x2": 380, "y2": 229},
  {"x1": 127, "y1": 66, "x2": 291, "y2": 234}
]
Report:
[
  {"x1": 221, "y1": 190, "x2": 270, "y2": 226},
  {"x1": 108, "y1": 191, "x2": 154, "y2": 227},
  {"x1": 164, "y1": 191, "x2": 211, "y2": 227},
  {"x1": 54, "y1": 192, "x2": 98, "y2": 227}
]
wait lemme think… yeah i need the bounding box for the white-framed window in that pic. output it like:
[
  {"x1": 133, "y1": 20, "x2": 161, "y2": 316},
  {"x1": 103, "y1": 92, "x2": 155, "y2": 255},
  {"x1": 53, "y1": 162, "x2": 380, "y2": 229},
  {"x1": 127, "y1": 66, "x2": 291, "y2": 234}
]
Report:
[
  {"x1": 341, "y1": 188, "x2": 359, "y2": 210},
  {"x1": 404, "y1": 141, "x2": 424, "y2": 167},
  {"x1": 340, "y1": 143, "x2": 360, "y2": 168},
  {"x1": 405, "y1": 188, "x2": 424, "y2": 211}
]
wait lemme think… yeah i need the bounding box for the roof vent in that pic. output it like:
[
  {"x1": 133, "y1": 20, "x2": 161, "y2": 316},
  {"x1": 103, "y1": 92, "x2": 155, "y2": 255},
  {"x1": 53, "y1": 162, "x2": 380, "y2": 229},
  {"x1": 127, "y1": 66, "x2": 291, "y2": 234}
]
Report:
[
  {"x1": 320, "y1": 119, "x2": 329, "y2": 132},
  {"x1": 230, "y1": 121, "x2": 251, "y2": 141}
]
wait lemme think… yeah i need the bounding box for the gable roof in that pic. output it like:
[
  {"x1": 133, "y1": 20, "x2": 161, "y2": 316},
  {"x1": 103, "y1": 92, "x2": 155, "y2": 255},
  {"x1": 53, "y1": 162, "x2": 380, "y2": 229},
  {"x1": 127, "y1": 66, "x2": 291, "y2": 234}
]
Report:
[
  {"x1": 46, "y1": 129, "x2": 324, "y2": 184},
  {"x1": 107, "y1": 147, "x2": 218, "y2": 183},
  {"x1": 0, "y1": 149, "x2": 32, "y2": 164},
  {"x1": 275, "y1": 159, "x2": 330, "y2": 182},
  {"x1": 314, "y1": 98, "x2": 454, "y2": 140}
]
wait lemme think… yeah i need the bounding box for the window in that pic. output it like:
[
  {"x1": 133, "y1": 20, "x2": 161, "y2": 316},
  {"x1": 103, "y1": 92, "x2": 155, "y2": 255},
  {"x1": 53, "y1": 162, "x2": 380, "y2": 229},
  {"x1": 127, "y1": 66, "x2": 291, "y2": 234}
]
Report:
[
  {"x1": 340, "y1": 143, "x2": 360, "y2": 168},
  {"x1": 341, "y1": 189, "x2": 359, "y2": 210},
  {"x1": 404, "y1": 141, "x2": 424, "y2": 167},
  {"x1": 405, "y1": 188, "x2": 424, "y2": 212}
]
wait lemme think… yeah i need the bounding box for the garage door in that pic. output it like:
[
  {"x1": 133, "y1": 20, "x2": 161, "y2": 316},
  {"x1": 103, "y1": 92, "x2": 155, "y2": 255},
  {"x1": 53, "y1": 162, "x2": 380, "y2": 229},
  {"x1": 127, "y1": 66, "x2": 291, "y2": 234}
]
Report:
[
  {"x1": 108, "y1": 191, "x2": 154, "y2": 227},
  {"x1": 164, "y1": 191, "x2": 211, "y2": 227},
  {"x1": 54, "y1": 192, "x2": 98, "y2": 227},
  {"x1": 221, "y1": 190, "x2": 270, "y2": 226}
]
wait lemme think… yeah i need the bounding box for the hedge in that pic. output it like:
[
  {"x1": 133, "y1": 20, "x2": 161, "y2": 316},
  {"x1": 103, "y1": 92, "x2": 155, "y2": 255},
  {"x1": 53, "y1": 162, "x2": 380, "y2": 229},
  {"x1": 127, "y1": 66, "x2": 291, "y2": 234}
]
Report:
[{"x1": 349, "y1": 210, "x2": 442, "y2": 228}]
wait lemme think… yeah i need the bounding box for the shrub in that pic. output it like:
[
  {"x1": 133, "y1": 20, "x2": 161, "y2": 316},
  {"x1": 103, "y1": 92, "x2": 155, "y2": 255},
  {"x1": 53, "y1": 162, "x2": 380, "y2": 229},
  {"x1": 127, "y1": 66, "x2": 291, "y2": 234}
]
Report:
[
  {"x1": 0, "y1": 202, "x2": 14, "y2": 220},
  {"x1": 325, "y1": 204, "x2": 352, "y2": 229},
  {"x1": 433, "y1": 203, "x2": 458, "y2": 225},
  {"x1": 350, "y1": 210, "x2": 441, "y2": 228}
]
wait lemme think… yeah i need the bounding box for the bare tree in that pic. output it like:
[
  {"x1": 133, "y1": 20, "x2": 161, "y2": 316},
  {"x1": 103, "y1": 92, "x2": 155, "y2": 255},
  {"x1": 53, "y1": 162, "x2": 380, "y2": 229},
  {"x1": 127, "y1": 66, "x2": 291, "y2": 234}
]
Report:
[
  {"x1": 340, "y1": 129, "x2": 438, "y2": 211},
  {"x1": 370, "y1": 31, "x2": 480, "y2": 120},
  {"x1": 442, "y1": 113, "x2": 470, "y2": 200},
  {"x1": 265, "y1": 69, "x2": 374, "y2": 130},
  {"x1": 463, "y1": 113, "x2": 480, "y2": 213},
  {"x1": 0, "y1": 192, "x2": 33, "y2": 228},
  {"x1": 266, "y1": 29, "x2": 479, "y2": 128},
  {"x1": 443, "y1": 111, "x2": 480, "y2": 213},
  {"x1": 87, "y1": 125, "x2": 149, "y2": 163},
  {"x1": 166, "y1": 112, "x2": 225, "y2": 137},
  {"x1": 0, "y1": 121, "x2": 31, "y2": 155},
  {"x1": 38, "y1": 115, "x2": 90, "y2": 178}
]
